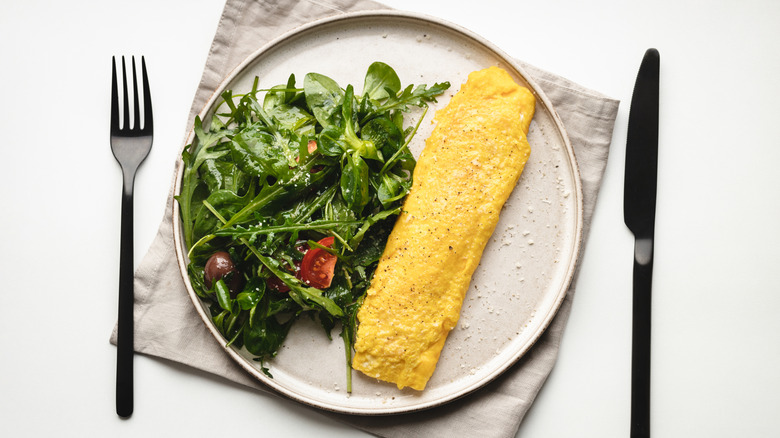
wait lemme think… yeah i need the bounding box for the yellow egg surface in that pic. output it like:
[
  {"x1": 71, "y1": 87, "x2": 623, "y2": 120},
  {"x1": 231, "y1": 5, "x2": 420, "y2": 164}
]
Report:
[{"x1": 351, "y1": 66, "x2": 536, "y2": 391}]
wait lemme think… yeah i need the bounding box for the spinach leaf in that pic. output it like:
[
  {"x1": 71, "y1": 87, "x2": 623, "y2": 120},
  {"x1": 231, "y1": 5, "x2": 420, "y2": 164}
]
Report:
[{"x1": 243, "y1": 311, "x2": 292, "y2": 358}]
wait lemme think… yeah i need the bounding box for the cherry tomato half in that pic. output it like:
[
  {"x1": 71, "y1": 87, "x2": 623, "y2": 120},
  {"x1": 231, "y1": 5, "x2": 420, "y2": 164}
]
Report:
[{"x1": 300, "y1": 236, "x2": 337, "y2": 289}]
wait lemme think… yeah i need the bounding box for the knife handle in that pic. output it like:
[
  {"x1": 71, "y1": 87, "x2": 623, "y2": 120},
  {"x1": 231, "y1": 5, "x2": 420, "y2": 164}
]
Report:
[{"x1": 631, "y1": 238, "x2": 653, "y2": 438}]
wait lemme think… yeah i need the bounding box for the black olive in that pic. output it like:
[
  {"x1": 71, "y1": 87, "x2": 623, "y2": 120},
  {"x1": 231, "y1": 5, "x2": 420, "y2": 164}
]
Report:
[{"x1": 204, "y1": 251, "x2": 243, "y2": 296}]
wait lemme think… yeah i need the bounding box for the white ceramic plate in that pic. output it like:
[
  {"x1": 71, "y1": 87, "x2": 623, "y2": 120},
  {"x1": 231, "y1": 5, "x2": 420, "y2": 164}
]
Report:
[{"x1": 172, "y1": 10, "x2": 582, "y2": 415}]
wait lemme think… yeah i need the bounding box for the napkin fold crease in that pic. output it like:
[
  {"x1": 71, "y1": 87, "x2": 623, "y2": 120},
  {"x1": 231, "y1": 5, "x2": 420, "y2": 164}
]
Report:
[{"x1": 110, "y1": 1, "x2": 619, "y2": 437}]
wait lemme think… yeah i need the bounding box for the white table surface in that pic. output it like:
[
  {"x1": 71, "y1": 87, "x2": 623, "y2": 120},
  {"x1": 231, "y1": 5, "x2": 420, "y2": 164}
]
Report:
[{"x1": 2, "y1": 0, "x2": 779, "y2": 436}]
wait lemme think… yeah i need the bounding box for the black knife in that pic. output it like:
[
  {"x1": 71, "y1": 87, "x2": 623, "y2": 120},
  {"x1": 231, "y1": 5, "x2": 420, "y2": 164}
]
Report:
[{"x1": 624, "y1": 48, "x2": 660, "y2": 438}]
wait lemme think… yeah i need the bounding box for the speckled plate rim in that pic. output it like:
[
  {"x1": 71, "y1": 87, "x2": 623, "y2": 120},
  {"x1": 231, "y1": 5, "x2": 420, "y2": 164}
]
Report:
[{"x1": 172, "y1": 10, "x2": 583, "y2": 415}]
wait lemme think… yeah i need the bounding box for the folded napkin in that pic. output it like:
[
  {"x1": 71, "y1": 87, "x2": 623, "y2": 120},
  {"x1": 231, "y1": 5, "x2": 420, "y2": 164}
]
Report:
[{"x1": 110, "y1": 0, "x2": 619, "y2": 436}]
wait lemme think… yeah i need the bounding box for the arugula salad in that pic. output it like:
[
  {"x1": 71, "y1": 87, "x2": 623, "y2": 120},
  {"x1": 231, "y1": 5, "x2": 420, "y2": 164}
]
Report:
[{"x1": 176, "y1": 62, "x2": 449, "y2": 391}]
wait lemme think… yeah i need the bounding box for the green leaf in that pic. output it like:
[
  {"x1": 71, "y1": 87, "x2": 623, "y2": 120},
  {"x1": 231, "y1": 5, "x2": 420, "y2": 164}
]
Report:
[
  {"x1": 349, "y1": 207, "x2": 401, "y2": 248},
  {"x1": 340, "y1": 151, "x2": 370, "y2": 212},
  {"x1": 322, "y1": 192, "x2": 359, "y2": 243},
  {"x1": 214, "y1": 218, "x2": 363, "y2": 240},
  {"x1": 220, "y1": 158, "x2": 334, "y2": 229},
  {"x1": 361, "y1": 81, "x2": 450, "y2": 123},
  {"x1": 192, "y1": 189, "x2": 250, "y2": 245},
  {"x1": 284, "y1": 73, "x2": 297, "y2": 104},
  {"x1": 212, "y1": 310, "x2": 228, "y2": 333},
  {"x1": 176, "y1": 116, "x2": 232, "y2": 248},
  {"x1": 186, "y1": 262, "x2": 209, "y2": 298},
  {"x1": 363, "y1": 61, "x2": 401, "y2": 100},
  {"x1": 343, "y1": 85, "x2": 380, "y2": 161},
  {"x1": 224, "y1": 313, "x2": 246, "y2": 347},
  {"x1": 199, "y1": 158, "x2": 225, "y2": 193},
  {"x1": 317, "y1": 126, "x2": 347, "y2": 157},
  {"x1": 351, "y1": 220, "x2": 394, "y2": 267},
  {"x1": 263, "y1": 80, "x2": 315, "y2": 136},
  {"x1": 263, "y1": 84, "x2": 285, "y2": 110},
  {"x1": 323, "y1": 274, "x2": 356, "y2": 309},
  {"x1": 361, "y1": 116, "x2": 403, "y2": 160},
  {"x1": 236, "y1": 277, "x2": 266, "y2": 310},
  {"x1": 267, "y1": 296, "x2": 297, "y2": 317},
  {"x1": 214, "y1": 279, "x2": 234, "y2": 314},
  {"x1": 229, "y1": 125, "x2": 293, "y2": 179},
  {"x1": 304, "y1": 73, "x2": 344, "y2": 128},
  {"x1": 216, "y1": 159, "x2": 250, "y2": 194},
  {"x1": 377, "y1": 172, "x2": 409, "y2": 207},
  {"x1": 262, "y1": 76, "x2": 299, "y2": 111},
  {"x1": 243, "y1": 312, "x2": 292, "y2": 358}
]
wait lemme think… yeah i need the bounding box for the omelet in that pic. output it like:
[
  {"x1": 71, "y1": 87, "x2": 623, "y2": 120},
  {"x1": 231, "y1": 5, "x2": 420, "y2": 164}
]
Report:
[{"x1": 351, "y1": 66, "x2": 536, "y2": 391}]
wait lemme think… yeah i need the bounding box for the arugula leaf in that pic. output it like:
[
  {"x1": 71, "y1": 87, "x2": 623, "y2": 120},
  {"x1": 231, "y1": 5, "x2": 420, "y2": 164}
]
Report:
[
  {"x1": 214, "y1": 218, "x2": 364, "y2": 240},
  {"x1": 220, "y1": 158, "x2": 335, "y2": 229},
  {"x1": 361, "y1": 81, "x2": 450, "y2": 124},
  {"x1": 192, "y1": 189, "x2": 251, "y2": 247},
  {"x1": 176, "y1": 116, "x2": 232, "y2": 248},
  {"x1": 348, "y1": 207, "x2": 401, "y2": 249}
]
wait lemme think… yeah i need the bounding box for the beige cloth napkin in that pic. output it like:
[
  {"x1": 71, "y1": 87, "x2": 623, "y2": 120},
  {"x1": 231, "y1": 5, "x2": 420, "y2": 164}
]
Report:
[{"x1": 110, "y1": 0, "x2": 619, "y2": 436}]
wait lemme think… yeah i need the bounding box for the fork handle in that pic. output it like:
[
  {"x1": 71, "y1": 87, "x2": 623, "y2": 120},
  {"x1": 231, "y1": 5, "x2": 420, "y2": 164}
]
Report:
[{"x1": 116, "y1": 173, "x2": 135, "y2": 418}]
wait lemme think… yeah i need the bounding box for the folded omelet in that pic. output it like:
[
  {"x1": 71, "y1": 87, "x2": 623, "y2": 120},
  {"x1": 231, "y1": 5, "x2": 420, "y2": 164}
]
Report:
[{"x1": 352, "y1": 66, "x2": 536, "y2": 390}]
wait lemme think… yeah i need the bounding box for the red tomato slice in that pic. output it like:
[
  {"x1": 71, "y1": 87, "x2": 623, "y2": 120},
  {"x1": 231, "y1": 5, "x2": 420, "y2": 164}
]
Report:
[{"x1": 300, "y1": 236, "x2": 337, "y2": 289}]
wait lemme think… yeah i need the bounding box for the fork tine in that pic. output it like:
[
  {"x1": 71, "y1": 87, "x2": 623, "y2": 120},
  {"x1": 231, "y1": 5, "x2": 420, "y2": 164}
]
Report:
[
  {"x1": 111, "y1": 57, "x2": 119, "y2": 134},
  {"x1": 131, "y1": 57, "x2": 140, "y2": 131},
  {"x1": 141, "y1": 56, "x2": 153, "y2": 133},
  {"x1": 121, "y1": 56, "x2": 130, "y2": 131}
]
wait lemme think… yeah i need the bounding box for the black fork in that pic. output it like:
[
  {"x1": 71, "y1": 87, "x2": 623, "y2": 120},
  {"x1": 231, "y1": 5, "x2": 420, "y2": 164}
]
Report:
[{"x1": 110, "y1": 56, "x2": 153, "y2": 418}]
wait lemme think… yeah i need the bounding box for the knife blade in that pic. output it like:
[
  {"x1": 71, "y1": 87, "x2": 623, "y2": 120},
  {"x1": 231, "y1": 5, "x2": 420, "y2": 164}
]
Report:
[{"x1": 624, "y1": 47, "x2": 660, "y2": 438}]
